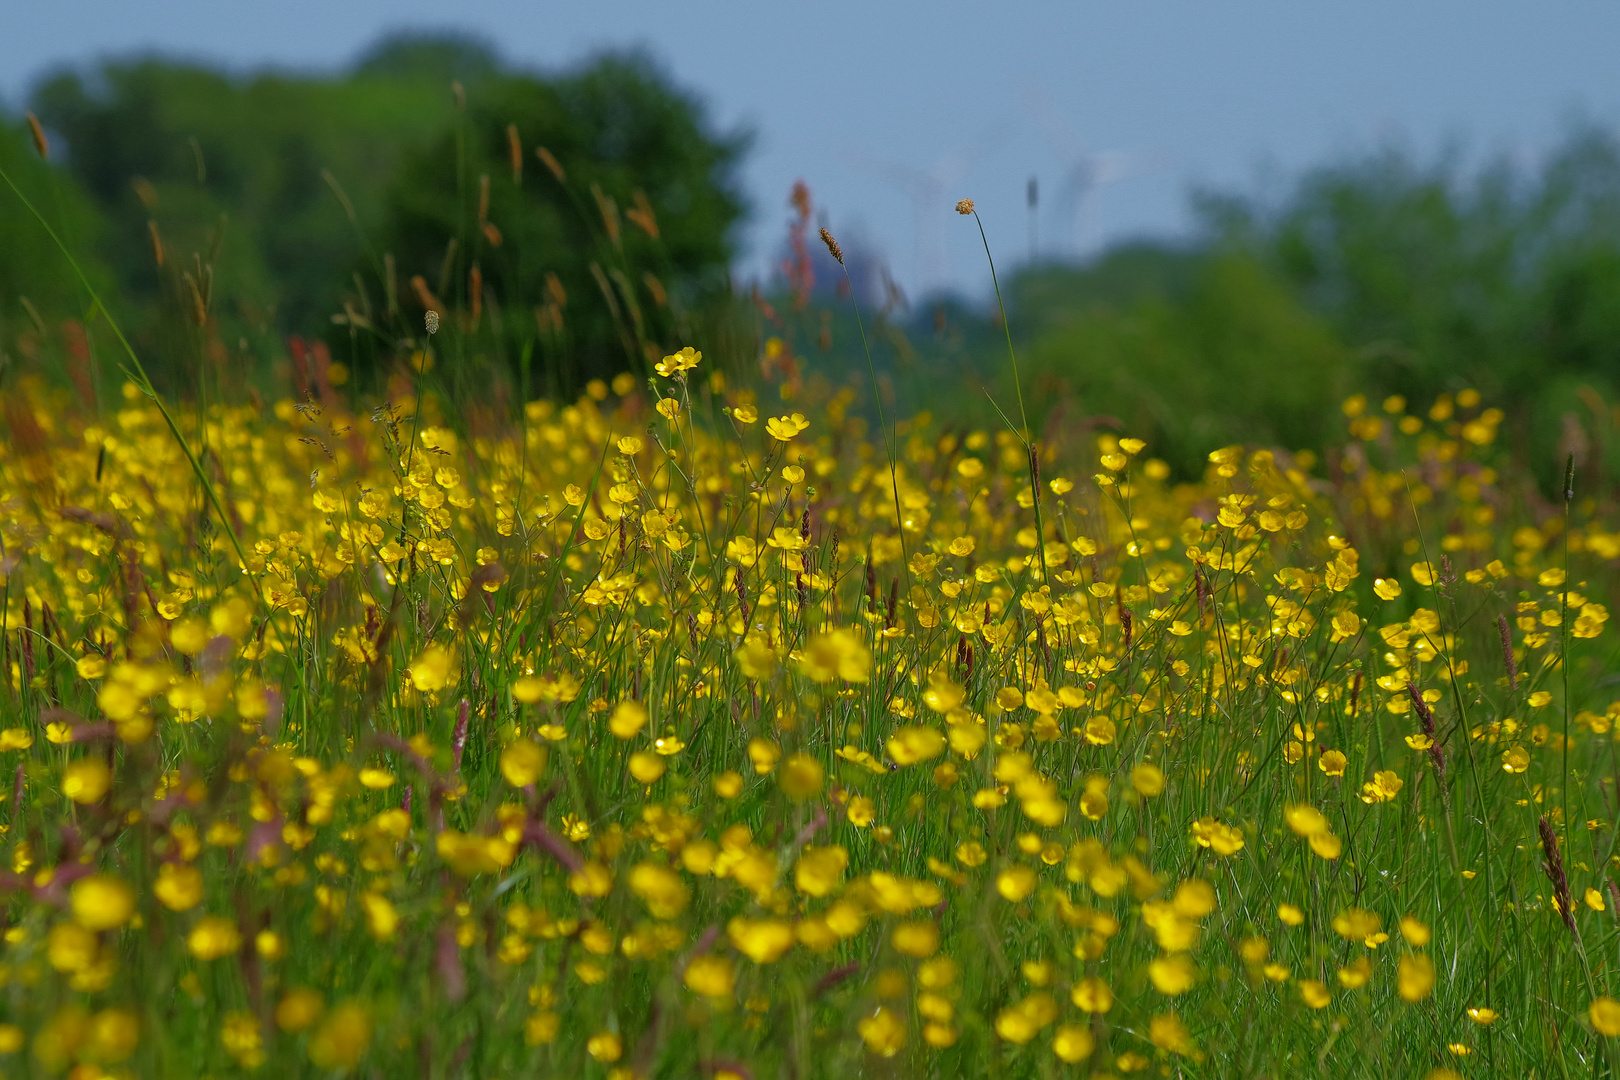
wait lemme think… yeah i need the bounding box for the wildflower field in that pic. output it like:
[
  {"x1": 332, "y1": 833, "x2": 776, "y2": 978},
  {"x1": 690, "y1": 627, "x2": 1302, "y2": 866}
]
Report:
[
  {"x1": 4, "y1": 320, "x2": 1620, "y2": 1080},
  {"x1": 3, "y1": 103, "x2": 1620, "y2": 1075}
]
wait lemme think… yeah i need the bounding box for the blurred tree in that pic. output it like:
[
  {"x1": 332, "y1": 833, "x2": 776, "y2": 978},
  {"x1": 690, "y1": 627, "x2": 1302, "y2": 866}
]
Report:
[
  {"x1": 0, "y1": 120, "x2": 111, "y2": 326},
  {"x1": 22, "y1": 34, "x2": 746, "y2": 393},
  {"x1": 1202, "y1": 126, "x2": 1620, "y2": 471},
  {"x1": 1017, "y1": 253, "x2": 1355, "y2": 475},
  {"x1": 371, "y1": 50, "x2": 748, "y2": 391},
  {"x1": 27, "y1": 36, "x2": 470, "y2": 373}
]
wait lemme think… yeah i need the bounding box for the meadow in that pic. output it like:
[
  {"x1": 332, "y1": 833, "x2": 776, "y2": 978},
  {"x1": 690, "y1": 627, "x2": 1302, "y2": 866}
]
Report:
[
  {"x1": 5, "y1": 50, "x2": 1620, "y2": 1079},
  {"x1": 5, "y1": 290, "x2": 1620, "y2": 1079}
]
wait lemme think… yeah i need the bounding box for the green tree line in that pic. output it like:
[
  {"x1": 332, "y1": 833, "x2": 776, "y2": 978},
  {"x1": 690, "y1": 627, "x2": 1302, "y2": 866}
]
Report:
[
  {"x1": 0, "y1": 33, "x2": 748, "y2": 394},
  {"x1": 4, "y1": 37, "x2": 1620, "y2": 486}
]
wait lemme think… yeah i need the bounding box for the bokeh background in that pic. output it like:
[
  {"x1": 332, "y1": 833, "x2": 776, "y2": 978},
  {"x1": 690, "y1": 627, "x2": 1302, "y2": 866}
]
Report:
[{"x1": 7, "y1": 0, "x2": 1620, "y2": 479}]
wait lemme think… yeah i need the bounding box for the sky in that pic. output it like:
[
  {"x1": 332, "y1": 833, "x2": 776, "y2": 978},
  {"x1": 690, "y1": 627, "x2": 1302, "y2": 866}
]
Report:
[{"x1": 8, "y1": 2, "x2": 1620, "y2": 302}]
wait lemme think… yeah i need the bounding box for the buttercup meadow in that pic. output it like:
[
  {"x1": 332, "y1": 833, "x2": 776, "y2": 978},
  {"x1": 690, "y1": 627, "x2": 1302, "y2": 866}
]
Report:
[{"x1": 4, "y1": 36, "x2": 1620, "y2": 1080}]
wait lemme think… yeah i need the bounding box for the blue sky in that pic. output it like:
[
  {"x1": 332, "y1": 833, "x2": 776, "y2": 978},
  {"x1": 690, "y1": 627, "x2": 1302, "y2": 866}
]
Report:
[{"x1": 8, "y1": 2, "x2": 1620, "y2": 300}]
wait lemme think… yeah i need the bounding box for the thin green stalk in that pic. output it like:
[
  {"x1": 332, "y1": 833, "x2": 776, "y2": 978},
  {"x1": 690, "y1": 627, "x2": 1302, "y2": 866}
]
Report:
[
  {"x1": 966, "y1": 205, "x2": 1049, "y2": 585},
  {"x1": 826, "y1": 237, "x2": 911, "y2": 620},
  {"x1": 0, "y1": 162, "x2": 259, "y2": 598},
  {"x1": 1563, "y1": 453, "x2": 1575, "y2": 851}
]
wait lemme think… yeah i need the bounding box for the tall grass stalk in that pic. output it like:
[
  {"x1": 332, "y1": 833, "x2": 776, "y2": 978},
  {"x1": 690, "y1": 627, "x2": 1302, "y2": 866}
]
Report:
[
  {"x1": 0, "y1": 161, "x2": 257, "y2": 594},
  {"x1": 964, "y1": 203, "x2": 1050, "y2": 585}
]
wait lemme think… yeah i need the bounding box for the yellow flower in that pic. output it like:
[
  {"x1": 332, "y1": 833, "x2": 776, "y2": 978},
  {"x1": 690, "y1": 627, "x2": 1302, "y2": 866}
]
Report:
[
  {"x1": 734, "y1": 637, "x2": 779, "y2": 680},
  {"x1": 1131, "y1": 762, "x2": 1166, "y2": 796},
  {"x1": 152, "y1": 860, "x2": 203, "y2": 911},
  {"x1": 654, "y1": 345, "x2": 702, "y2": 376},
  {"x1": 727, "y1": 916, "x2": 795, "y2": 964},
  {"x1": 437, "y1": 830, "x2": 518, "y2": 877},
  {"x1": 765, "y1": 412, "x2": 810, "y2": 441},
  {"x1": 1308, "y1": 831, "x2": 1343, "y2": 860},
  {"x1": 63, "y1": 758, "x2": 112, "y2": 804},
  {"x1": 887, "y1": 725, "x2": 946, "y2": 765},
  {"x1": 1400, "y1": 915, "x2": 1431, "y2": 946},
  {"x1": 608, "y1": 699, "x2": 649, "y2": 739},
  {"x1": 308, "y1": 1002, "x2": 372, "y2": 1069},
  {"x1": 748, "y1": 738, "x2": 781, "y2": 774},
  {"x1": 1593, "y1": 997, "x2": 1620, "y2": 1037},
  {"x1": 1374, "y1": 578, "x2": 1402, "y2": 600},
  {"x1": 1071, "y1": 976, "x2": 1114, "y2": 1013},
  {"x1": 794, "y1": 845, "x2": 848, "y2": 897},
  {"x1": 71, "y1": 874, "x2": 135, "y2": 931},
  {"x1": 1278, "y1": 903, "x2": 1305, "y2": 926},
  {"x1": 1191, "y1": 817, "x2": 1245, "y2": 855},
  {"x1": 1051, "y1": 1022, "x2": 1094, "y2": 1062},
  {"x1": 1361, "y1": 770, "x2": 1404, "y2": 803},
  {"x1": 1332, "y1": 908, "x2": 1381, "y2": 941},
  {"x1": 1149, "y1": 1012, "x2": 1194, "y2": 1056},
  {"x1": 996, "y1": 864, "x2": 1037, "y2": 902},
  {"x1": 357, "y1": 767, "x2": 395, "y2": 789},
  {"x1": 1398, "y1": 952, "x2": 1436, "y2": 1002},
  {"x1": 628, "y1": 862, "x2": 689, "y2": 918},
  {"x1": 684, "y1": 954, "x2": 735, "y2": 998},
  {"x1": 188, "y1": 916, "x2": 243, "y2": 961},
  {"x1": 1284, "y1": 804, "x2": 1330, "y2": 837},
  {"x1": 891, "y1": 920, "x2": 940, "y2": 958},
  {"x1": 857, "y1": 1006, "x2": 905, "y2": 1057},
  {"x1": 360, "y1": 892, "x2": 399, "y2": 940},
  {"x1": 798, "y1": 629, "x2": 872, "y2": 683},
  {"x1": 500, "y1": 739, "x2": 547, "y2": 786},
  {"x1": 1149, "y1": 953, "x2": 1197, "y2": 995},
  {"x1": 776, "y1": 753, "x2": 824, "y2": 799},
  {"x1": 221, "y1": 1011, "x2": 265, "y2": 1068},
  {"x1": 1299, "y1": 979, "x2": 1331, "y2": 1009},
  {"x1": 1338, "y1": 957, "x2": 1373, "y2": 989},
  {"x1": 408, "y1": 645, "x2": 454, "y2": 692},
  {"x1": 524, "y1": 1011, "x2": 560, "y2": 1046},
  {"x1": 256, "y1": 930, "x2": 285, "y2": 960},
  {"x1": 47, "y1": 922, "x2": 98, "y2": 973},
  {"x1": 994, "y1": 991, "x2": 1057, "y2": 1043},
  {"x1": 628, "y1": 750, "x2": 666, "y2": 784},
  {"x1": 275, "y1": 989, "x2": 324, "y2": 1032},
  {"x1": 1467, "y1": 1007, "x2": 1499, "y2": 1025}
]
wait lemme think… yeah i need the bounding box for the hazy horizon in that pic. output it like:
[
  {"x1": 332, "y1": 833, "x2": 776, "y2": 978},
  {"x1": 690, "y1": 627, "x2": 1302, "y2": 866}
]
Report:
[{"x1": 10, "y1": 1, "x2": 1620, "y2": 303}]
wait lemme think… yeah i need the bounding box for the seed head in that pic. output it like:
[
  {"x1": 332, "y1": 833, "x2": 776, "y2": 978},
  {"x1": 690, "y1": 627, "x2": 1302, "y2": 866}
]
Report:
[
  {"x1": 955, "y1": 199, "x2": 975, "y2": 215},
  {"x1": 819, "y1": 227, "x2": 844, "y2": 265},
  {"x1": 425, "y1": 310, "x2": 440, "y2": 335},
  {"x1": 1540, "y1": 816, "x2": 1577, "y2": 934},
  {"x1": 25, "y1": 112, "x2": 48, "y2": 161},
  {"x1": 1497, "y1": 614, "x2": 1517, "y2": 691}
]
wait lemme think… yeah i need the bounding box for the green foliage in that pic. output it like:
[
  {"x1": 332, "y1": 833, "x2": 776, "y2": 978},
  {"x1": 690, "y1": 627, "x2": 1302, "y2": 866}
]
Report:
[
  {"x1": 0, "y1": 122, "x2": 111, "y2": 344},
  {"x1": 18, "y1": 35, "x2": 746, "y2": 393},
  {"x1": 1205, "y1": 128, "x2": 1620, "y2": 471},
  {"x1": 920, "y1": 252, "x2": 1355, "y2": 477},
  {"x1": 372, "y1": 50, "x2": 748, "y2": 389},
  {"x1": 874, "y1": 127, "x2": 1620, "y2": 481},
  {"x1": 30, "y1": 46, "x2": 455, "y2": 355}
]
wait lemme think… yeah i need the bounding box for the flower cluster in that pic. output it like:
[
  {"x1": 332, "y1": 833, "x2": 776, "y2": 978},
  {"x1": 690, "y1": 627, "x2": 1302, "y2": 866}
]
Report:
[{"x1": 0, "y1": 360, "x2": 1615, "y2": 1077}]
